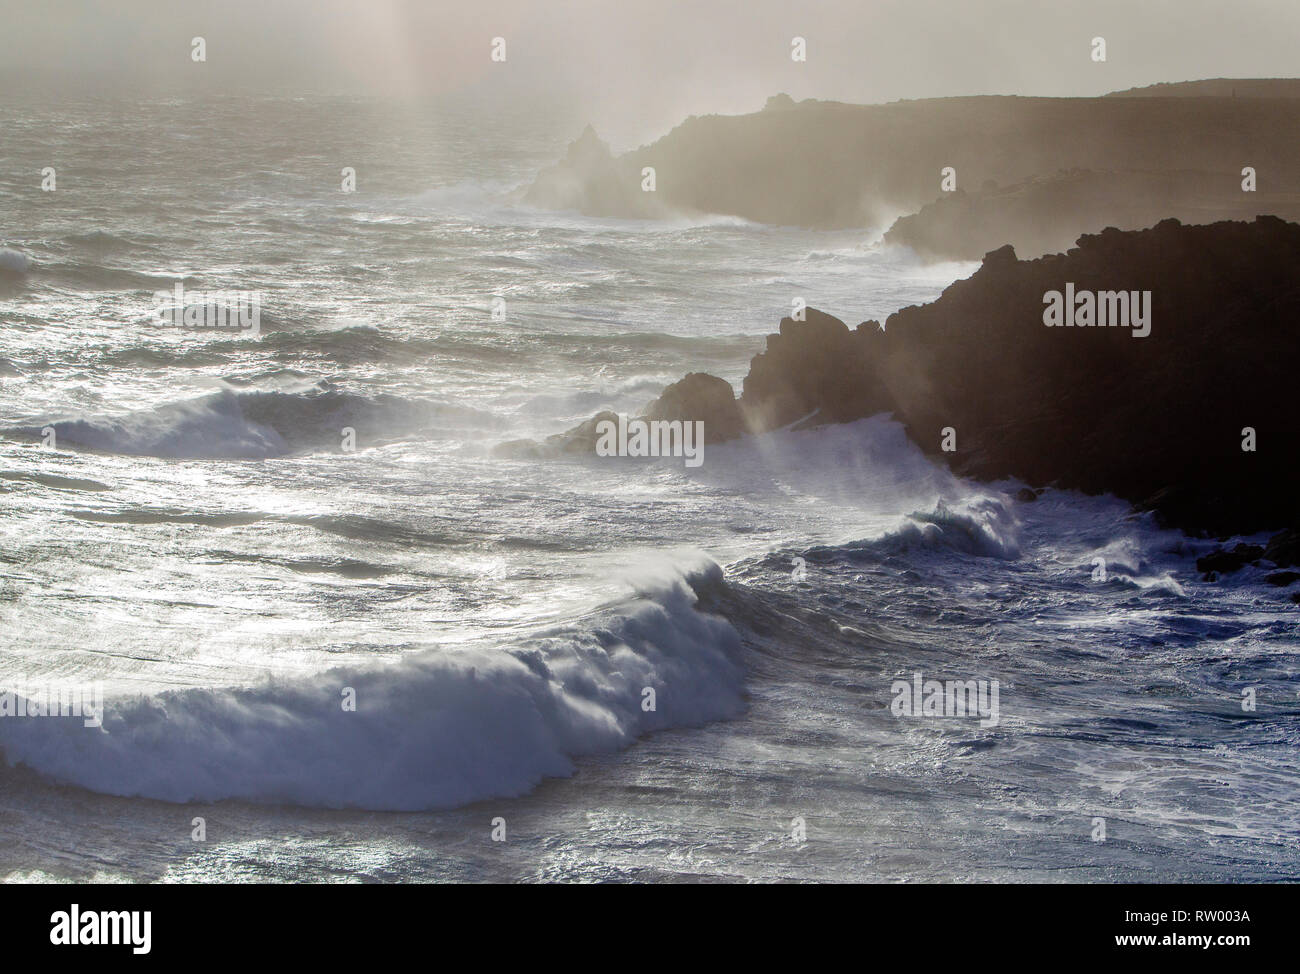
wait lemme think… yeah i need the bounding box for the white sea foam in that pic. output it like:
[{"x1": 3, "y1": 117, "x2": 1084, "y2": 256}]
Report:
[
  {"x1": 26, "y1": 388, "x2": 479, "y2": 459},
  {"x1": 0, "y1": 564, "x2": 745, "y2": 810},
  {"x1": 0, "y1": 247, "x2": 31, "y2": 273}
]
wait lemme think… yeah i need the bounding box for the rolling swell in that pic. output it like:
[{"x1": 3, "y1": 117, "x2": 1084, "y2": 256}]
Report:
[
  {"x1": 0, "y1": 562, "x2": 747, "y2": 811},
  {"x1": 0, "y1": 248, "x2": 31, "y2": 274},
  {"x1": 12, "y1": 386, "x2": 502, "y2": 459}
]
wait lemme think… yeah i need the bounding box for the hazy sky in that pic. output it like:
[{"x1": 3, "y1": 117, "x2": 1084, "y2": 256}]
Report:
[{"x1": 2, "y1": 0, "x2": 1297, "y2": 130}]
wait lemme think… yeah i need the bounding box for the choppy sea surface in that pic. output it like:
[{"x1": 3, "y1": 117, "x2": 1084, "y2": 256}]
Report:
[{"x1": 1, "y1": 96, "x2": 1297, "y2": 882}]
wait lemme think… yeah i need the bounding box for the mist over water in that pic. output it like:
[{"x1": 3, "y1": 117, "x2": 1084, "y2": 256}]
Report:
[{"x1": 2, "y1": 85, "x2": 1299, "y2": 879}]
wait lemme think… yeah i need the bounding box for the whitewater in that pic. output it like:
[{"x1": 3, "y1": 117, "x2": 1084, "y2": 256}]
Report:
[{"x1": 1, "y1": 95, "x2": 1297, "y2": 882}]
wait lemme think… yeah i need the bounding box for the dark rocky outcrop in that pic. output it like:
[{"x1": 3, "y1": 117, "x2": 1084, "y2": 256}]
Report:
[
  {"x1": 643, "y1": 372, "x2": 746, "y2": 443},
  {"x1": 495, "y1": 377, "x2": 745, "y2": 460},
  {"x1": 550, "y1": 216, "x2": 1300, "y2": 545},
  {"x1": 741, "y1": 308, "x2": 887, "y2": 431},
  {"x1": 1263, "y1": 527, "x2": 1300, "y2": 568},
  {"x1": 857, "y1": 217, "x2": 1299, "y2": 539},
  {"x1": 882, "y1": 169, "x2": 1300, "y2": 261},
  {"x1": 1197, "y1": 544, "x2": 1265, "y2": 579},
  {"x1": 736, "y1": 217, "x2": 1299, "y2": 539},
  {"x1": 524, "y1": 85, "x2": 1300, "y2": 232}
]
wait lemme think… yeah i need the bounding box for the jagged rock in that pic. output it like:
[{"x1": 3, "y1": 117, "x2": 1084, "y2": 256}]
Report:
[
  {"x1": 740, "y1": 308, "x2": 886, "y2": 430},
  {"x1": 1197, "y1": 544, "x2": 1265, "y2": 579},
  {"x1": 1265, "y1": 571, "x2": 1300, "y2": 586},
  {"x1": 883, "y1": 170, "x2": 1300, "y2": 261},
  {"x1": 524, "y1": 87, "x2": 1300, "y2": 230},
  {"x1": 539, "y1": 218, "x2": 1299, "y2": 539},
  {"x1": 522, "y1": 126, "x2": 662, "y2": 219},
  {"x1": 643, "y1": 372, "x2": 744, "y2": 442},
  {"x1": 1264, "y1": 527, "x2": 1300, "y2": 568},
  {"x1": 546, "y1": 410, "x2": 619, "y2": 454},
  {"x1": 854, "y1": 216, "x2": 1300, "y2": 537}
]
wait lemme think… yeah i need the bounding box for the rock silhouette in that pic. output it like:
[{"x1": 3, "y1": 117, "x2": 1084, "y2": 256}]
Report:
[
  {"x1": 882, "y1": 169, "x2": 1300, "y2": 260},
  {"x1": 553, "y1": 216, "x2": 1300, "y2": 544},
  {"x1": 525, "y1": 82, "x2": 1300, "y2": 238}
]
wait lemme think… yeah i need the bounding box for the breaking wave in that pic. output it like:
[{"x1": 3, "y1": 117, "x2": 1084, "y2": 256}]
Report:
[
  {"x1": 11, "y1": 386, "x2": 502, "y2": 458},
  {"x1": 0, "y1": 563, "x2": 746, "y2": 810}
]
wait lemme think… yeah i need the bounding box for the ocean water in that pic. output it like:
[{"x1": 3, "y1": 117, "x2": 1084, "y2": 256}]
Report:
[{"x1": 1, "y1": 96, "x2": 1297, "y2": 882}]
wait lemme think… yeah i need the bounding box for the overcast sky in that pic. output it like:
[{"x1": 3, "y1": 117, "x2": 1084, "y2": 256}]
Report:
[{"x1": 2, "y1": 0, "x2": 1296, "y2": 128}]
